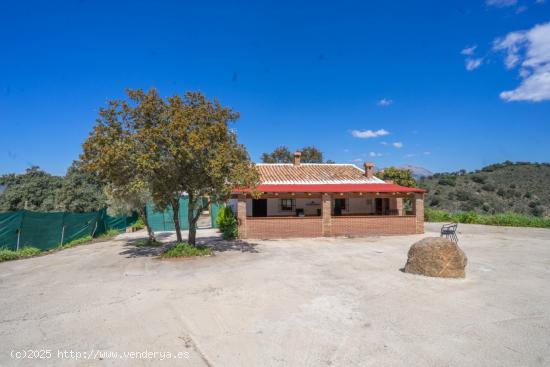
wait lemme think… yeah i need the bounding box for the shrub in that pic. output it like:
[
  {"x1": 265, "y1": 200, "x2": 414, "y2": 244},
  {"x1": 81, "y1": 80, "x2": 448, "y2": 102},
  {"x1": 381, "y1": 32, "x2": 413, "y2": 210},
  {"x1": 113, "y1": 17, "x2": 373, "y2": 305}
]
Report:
[
  {"x1": 132, "y1": 218, "x2": 145, "y2": 230},
  {"x1": 471, "y1": 175, "x2": 486, "y2": 184},
  {"x1": 455, "y1": 189, "x2": 472, "y2": 202},
  {"x1": 162, "y1": 242, "x2": 212, "y2": 258},
  {"x1": 438, "y1": 176, "x2": 456, "y2": 186},
  {"x1": 425, "y1": 209, "x2": 550, "y2": 228},
  {"x1": 424, "y1": 209, "x2": 451, "y2": 222},
  {"x1": 0, "y1": 247, "x2": 41, "y2": 262},
  {"x1": 429, "y1": 198, "x2": 440, "y2": 207},
  {"x1": 481, "y1": 183, "x2": 496, "y2": 192},
  {"x1": 216, "y1": 206, "x2": 238, "y2": 240}
]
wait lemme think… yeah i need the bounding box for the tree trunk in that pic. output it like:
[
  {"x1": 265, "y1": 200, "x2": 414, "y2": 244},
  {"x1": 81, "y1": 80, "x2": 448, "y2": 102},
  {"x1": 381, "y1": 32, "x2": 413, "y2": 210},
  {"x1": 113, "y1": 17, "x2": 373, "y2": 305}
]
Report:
[
  {"x1": 141, "y1": 206, "x2": 155, "y2": 242},
  {"x1": 171, "y1": 197, "x2": 183, "y2": 242},
  {"x1": 187, "y1": 193, "x2": 197, "y2": 246}
]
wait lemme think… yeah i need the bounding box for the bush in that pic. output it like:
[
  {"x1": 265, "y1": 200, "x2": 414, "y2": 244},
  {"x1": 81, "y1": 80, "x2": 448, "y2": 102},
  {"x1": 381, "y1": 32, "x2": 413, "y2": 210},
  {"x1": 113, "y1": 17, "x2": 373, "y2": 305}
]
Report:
[
  {"x1": 132, "y1": 218, "x2": 145, "y2": 230},
  {"x1": 0, "y1": 247, "x2": 41, "y2": 262},
  {"x1": 438, "y1": 176, "x2": 456, "y2": 186},
  {"x1": 481, "y1": 183, "x2": 496, "y2": 192},
  {"x1": 471, "y1": 175, "x2": 486, "y2": 184},
  {"x1": 425, "y1": 208, "x2": 550, "y2": 228},
  {"x1": 424, "y1": 209, "x2": 452, "y2": 222},
  {"x1": 162, "y1": 242, "x2": 212, "y2": 258},
  {"x1": 216, "y1": 206, "x2": 238, "y2": 240}
]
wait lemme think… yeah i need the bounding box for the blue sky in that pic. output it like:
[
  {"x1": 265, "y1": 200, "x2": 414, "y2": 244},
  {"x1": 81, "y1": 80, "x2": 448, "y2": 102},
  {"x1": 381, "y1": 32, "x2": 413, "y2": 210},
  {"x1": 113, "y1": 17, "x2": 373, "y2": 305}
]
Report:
[{"x1": 1, "y1": 0, "x2": 549, "y2": 176}]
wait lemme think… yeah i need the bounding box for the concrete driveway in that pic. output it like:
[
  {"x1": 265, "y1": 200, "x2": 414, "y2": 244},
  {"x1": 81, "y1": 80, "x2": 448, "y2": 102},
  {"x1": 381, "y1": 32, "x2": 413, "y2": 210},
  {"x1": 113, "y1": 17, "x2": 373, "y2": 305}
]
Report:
[{"x1": 1, "y1": 223, "x2": 549, "y2": 366}]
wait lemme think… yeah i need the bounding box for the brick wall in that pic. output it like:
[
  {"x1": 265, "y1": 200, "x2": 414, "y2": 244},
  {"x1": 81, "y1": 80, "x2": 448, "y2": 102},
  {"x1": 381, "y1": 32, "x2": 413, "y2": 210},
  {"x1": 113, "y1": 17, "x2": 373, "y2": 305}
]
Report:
[
  {"x1": 331, "y1": 216, "x2": 417, "y2": 236},
  {"x1": 246, "y1": 217, "x2": 323, "y2": 239}
]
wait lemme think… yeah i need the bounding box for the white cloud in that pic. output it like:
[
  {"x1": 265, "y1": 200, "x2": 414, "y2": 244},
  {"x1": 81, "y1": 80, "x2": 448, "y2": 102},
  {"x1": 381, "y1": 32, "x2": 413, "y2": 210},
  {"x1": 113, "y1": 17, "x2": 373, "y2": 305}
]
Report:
[
  {"x1": 404, "y1": 153, "x2": 416, "y2": 158},
  {"x1": 369, "y1": 152, "x2": 383, "y2": 157},
  {"x1": 465, "y1": 58, "x2": 483, "y2": 71},
  {"x1": 343, "y1": 149, "x2": 350, "y2": 153},
  {"x1": 353, "y1": 158, "x2": 363, "y2": 162},
  {"x1": 461, "y1": 45, "x2": 477, "y2": 56},
  {"x1": 377, "y1": 98, "x2": 393, "y2": 107},
  {"x1": 351, "y1": 129, "x2": 390, "y2": 139},
  {"x1": 392, "y1": 142, "x2": 403, "y2": 148},
  {"x1": 423, "y1": 151, "x2": 431, "y2": 155},
  {"x1": 486, "y1": 0, "x2": 517, "y2": 7},
  {"x1": 380, "y1": 141, "x2": 388, "y2": 145},
  {"x1": 493, "y1": 21, "x2": 550, "y2": 101}
]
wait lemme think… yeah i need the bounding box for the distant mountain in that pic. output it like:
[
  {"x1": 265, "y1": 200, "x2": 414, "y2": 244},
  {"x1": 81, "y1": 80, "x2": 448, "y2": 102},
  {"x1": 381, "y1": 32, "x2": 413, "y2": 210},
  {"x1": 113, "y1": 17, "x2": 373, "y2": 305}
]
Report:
[
  {"x1": 418, "y1": 161, "x2": 550, "y2": 217},
  {"x1": 400, "y1": 165, "x2": 434, "y2": 179}
]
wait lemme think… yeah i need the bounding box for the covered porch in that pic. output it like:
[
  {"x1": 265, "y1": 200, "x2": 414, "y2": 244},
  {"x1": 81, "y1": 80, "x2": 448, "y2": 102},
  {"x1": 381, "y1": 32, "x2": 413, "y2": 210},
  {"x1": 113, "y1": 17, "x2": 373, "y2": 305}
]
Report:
[{"x1": 231, "y1": 184, "x2": 425, "y2": 239}]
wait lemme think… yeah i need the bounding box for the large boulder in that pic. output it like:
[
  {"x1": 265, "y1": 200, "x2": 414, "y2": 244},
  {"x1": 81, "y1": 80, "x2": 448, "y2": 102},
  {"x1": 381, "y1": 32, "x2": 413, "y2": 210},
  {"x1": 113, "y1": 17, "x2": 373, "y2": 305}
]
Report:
[{"x1": 404, "y1": 237, "x2": 467, "y2": 278}]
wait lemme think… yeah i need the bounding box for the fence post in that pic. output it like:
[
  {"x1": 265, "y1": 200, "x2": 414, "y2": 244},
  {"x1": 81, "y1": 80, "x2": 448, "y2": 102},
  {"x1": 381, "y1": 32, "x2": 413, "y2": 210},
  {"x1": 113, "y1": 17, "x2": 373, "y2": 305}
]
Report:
[
  {"x1": 60, "y1": 213, "x2": 66, "y2": 246},
  {"x1": 16, "y1": 229, "x2": 20, "y2": 251}
]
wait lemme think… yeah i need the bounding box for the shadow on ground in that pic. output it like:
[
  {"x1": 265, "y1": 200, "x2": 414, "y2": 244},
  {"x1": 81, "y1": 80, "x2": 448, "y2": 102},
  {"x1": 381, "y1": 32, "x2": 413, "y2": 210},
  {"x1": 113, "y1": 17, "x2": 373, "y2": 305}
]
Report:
[{"x1": 119, "y1": 235, "x2": 259, "y2": 258}]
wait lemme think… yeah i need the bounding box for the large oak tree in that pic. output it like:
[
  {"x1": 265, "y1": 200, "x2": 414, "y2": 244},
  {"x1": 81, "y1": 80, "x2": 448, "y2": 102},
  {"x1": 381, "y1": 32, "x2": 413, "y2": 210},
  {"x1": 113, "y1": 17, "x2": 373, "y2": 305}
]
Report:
[{"x1": 82, "y1": 89, "x2": 258, "y2": 245}]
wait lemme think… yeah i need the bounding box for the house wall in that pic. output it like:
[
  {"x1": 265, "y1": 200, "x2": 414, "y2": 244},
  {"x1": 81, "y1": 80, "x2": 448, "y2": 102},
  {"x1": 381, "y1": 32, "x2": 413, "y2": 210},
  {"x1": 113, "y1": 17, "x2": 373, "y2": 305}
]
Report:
[
  {"x1": 246, "y1": 217, "x2": 323, "y2": 238},
  {"x1": 331, "y1": 215, "x2": 417, "y2": 236},
  {"x1": 235, "y1": 193, "x2": 424, "y2": 239}
]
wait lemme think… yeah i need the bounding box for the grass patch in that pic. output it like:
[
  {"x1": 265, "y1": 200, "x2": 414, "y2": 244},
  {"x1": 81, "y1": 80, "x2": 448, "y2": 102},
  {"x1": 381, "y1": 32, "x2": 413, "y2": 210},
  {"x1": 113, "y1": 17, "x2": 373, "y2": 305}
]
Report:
[
  {"x1": 134, "y1": 239, "x2": 163, "y2": 247},
  {"x1": 99, "y1": 229, "x2": 121, "y2": 238},
  {"x1": 161, "y1": 242, "x2": 212, "y2": 258},
  {"x1": 60, "y1": 235, "x2": 93, "y2": 249},
  {"x1": 0, "y1": 247, "x2": 42, "y2": 262},
  {"x1": 425, "y1": 208, "x2": 550, "y2": 228},
  {"x1": 59, "y1": 229, "x2": 121, "y2": 249}
]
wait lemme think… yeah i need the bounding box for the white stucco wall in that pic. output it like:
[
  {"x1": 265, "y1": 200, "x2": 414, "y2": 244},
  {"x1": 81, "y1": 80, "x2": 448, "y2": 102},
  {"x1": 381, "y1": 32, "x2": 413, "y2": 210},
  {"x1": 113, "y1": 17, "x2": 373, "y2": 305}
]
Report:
[
  {"x1": 266, "y1": 198, "x2": 322, "y2": 216},
  {"x1": 231, "y1": 196, "x2": 398, "y2": 216}
]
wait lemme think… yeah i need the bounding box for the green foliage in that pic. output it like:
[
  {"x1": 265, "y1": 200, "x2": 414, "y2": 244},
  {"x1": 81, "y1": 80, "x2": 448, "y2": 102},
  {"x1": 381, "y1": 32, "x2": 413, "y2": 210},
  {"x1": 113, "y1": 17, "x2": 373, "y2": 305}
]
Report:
[
  {"x1": 59, "y1": 229, "x2": 119, "y2": 249},
  {"x1": 0, "y1": 167, "x2": 63, "y2": 211},
  {"x1": 55, "y1": 161, "x2": 107, "y2": 212},
  {"x1": 261, "y1": 145, "x2": 329, "y2": 163},
  {"x1": 471, "y1": 175, "x2": 486, "y2": 184},
  {"x1": 438, "y1": 176, "x2": 456, "y2": 186},
  {"x1": 481, "y1": 183, "x2": 496, "y2": 192},
  {"x1": 134, "y1": 238, "x2": 163, "y2": 247},
  {"x1": 161, "y1": 242, "x2": 212, "y2": 258},
  {"x1": 132, "y1": 218, "x2": 145, "y2": 230},
  {"x1": 425, "y1": 208, "x2": 550, "y2": 228},
  {"x1": 419, "y1": 161, "x2": 550, "y2": 217},
  {"x1": 261, "y1": 146, "x2": 293, "y2": 163},
  {"x1": 82, "y1": 89, "x2": 258, "y2": 245},
  {"x1": 100, "y1": 229, "x2": 120, "y2": 238},
  {"x1": 378, "y1": 167, "x2": 417, "y2": 187},
  {"x1": 0, "y1": 247, "x2": 41, "y2": 262},
  {"x1": 0, "y1": 163, "x2": 107, "y2": 213},
  {"x1": 216, "y1": 206, "x2": 238, "y2": 240},
  {"x1": 60, "y1": 235, "x2": 93, "y2": 249}
]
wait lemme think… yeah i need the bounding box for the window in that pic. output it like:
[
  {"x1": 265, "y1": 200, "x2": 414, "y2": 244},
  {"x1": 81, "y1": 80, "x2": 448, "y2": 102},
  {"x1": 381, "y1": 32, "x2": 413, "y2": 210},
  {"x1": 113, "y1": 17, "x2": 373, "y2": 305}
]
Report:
[
  {"x1": 334, "y1": 198, "x2": 346, "y2": 210},
  {"x1": 280, "y1": 199, "x2": 295, "y2": 211}
]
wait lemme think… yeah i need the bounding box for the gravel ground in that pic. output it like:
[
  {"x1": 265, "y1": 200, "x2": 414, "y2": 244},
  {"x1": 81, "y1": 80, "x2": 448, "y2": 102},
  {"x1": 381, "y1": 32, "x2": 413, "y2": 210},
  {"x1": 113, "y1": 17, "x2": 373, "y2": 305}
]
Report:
[{"x1": 1, "y1": 223, "x2": 549, "y2": 367}]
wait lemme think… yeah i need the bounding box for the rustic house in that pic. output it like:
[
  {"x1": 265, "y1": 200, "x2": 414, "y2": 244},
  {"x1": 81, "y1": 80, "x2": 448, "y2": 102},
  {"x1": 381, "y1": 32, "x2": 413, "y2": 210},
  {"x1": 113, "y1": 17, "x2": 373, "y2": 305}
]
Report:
[{"x1": 231, "y1": 152, "x2": 425, "y2": 239}]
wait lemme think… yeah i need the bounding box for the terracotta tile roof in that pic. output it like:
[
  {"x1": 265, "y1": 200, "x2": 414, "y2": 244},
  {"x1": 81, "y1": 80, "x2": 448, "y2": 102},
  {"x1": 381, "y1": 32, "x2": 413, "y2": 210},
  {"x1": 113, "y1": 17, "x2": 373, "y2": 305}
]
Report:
[{"x1": 255, "y1": 163, "x2": 386, "y2": 184}]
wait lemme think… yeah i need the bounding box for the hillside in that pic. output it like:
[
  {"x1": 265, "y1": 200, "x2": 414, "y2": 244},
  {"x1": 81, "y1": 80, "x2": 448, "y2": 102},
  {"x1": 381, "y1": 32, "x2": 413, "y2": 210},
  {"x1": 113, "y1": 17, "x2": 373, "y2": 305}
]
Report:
[{"x1": 418, "y1": 161, "x2": 550, "y2": 217}]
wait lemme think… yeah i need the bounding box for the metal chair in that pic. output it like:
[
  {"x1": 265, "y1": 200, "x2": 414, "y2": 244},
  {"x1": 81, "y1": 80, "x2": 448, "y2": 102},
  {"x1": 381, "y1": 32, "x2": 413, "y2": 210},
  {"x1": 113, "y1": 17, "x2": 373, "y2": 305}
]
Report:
[{"x1": 440, "y1": 223, "x2": 458, "y2": 243}]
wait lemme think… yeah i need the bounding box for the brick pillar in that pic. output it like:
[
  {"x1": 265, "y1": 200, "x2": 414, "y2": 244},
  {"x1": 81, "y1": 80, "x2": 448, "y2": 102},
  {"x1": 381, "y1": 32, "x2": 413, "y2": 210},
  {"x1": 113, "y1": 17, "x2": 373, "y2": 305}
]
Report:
[
  {"x1": 322, "y1": 193, "x2": 332, "y2": 237},
  {"x1": 237, "y1": 194, "x2": 247, "y2": 239},
  {"x1": 414, "y1": 193, "x2": 424, "y2": 234},
  {"x1": 395, "y1": 197, "x2": 404, "y2": 216}
]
